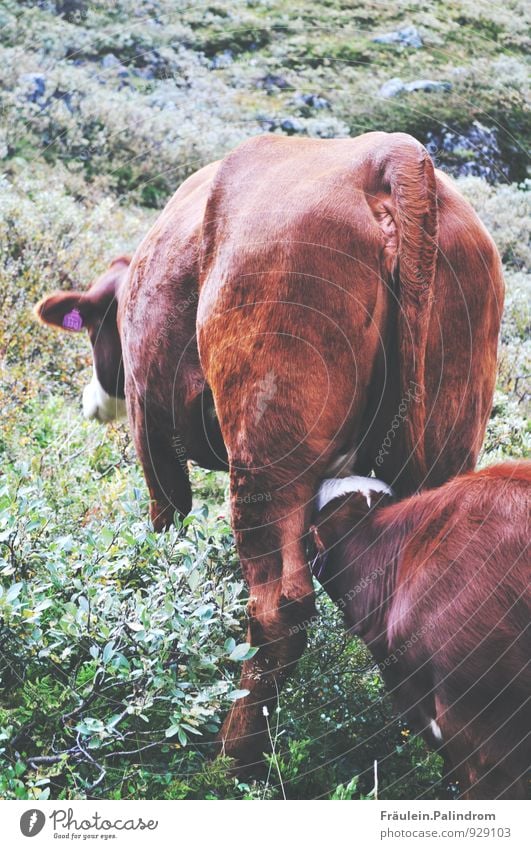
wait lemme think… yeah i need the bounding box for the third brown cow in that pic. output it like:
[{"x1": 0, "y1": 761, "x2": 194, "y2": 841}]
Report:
[{"x1": 310, "y1": 463, "x2": 530, "y2": 799}]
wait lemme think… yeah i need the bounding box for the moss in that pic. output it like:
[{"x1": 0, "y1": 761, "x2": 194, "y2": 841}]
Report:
[
  {"x1": 455, "y1": 15, "x2": 503, "y2": 41},
  {"x1": 284, "y1": 36, "x2": 376, "y2": 69},
  {"x1": 188, "y1": 21, "x2": 273, "y2": 57}
]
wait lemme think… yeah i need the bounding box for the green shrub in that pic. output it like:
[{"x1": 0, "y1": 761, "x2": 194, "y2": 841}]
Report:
[{"x1": 0, "y1": 421, "x2": 250, "y2": 797}]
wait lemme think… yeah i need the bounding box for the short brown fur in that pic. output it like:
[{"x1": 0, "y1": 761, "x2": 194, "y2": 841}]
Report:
[{"x1": 312, "y1": 463, "x2": 530, "y2": 799}]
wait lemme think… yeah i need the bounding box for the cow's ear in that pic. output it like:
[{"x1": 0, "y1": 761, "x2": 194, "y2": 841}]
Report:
[{"x1": 35, "y1": 291, "x2": 93, "y2": 332}]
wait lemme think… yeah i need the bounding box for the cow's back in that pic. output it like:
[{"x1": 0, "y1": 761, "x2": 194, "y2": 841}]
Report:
[
  {"x1": 198, "y1": 134, "x2": 397, "y2": 478},
  {"x1": 198, "y1": 133, "x2": 503, "y2": 492},
  {"x1": 121, "y1": 161, "x2": 219, "y2": 408},
  {"x1": 122, "y1": 160, "x2": 220, "y2": 396}
]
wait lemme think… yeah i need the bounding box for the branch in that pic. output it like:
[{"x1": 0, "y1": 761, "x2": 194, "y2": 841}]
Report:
[{"x1": 28, "y1": 749, "x2": 77, "y2": 768}]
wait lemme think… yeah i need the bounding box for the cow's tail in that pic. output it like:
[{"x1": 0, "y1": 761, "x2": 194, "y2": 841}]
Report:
[{"x1": 376, "y1": 134, "x2": 438, "y2": 490}]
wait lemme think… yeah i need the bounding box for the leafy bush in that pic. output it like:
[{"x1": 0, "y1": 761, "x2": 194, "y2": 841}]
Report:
[
  {"x1": 0, "y1": 164, "x2": 149, "y2": 388},
  {"x1": 0, "y1": 409, "x2": 249, "y2": 798},
  {"x1": 458, "y1": 178, "x2": 530, "y2": 270}
]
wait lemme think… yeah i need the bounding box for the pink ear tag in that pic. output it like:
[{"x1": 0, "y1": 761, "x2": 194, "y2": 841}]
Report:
[{"x1": 62, "y1": 308, "x2": 84, "y2": 331}]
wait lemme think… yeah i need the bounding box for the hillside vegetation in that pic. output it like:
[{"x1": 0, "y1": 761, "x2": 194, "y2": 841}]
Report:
[{"x1": 0, "y1": 0, "x2": 529, "y2": 800}]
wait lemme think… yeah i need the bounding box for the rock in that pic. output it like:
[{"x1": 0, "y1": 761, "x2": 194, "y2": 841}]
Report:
[
  {"x1": 257, "y1": 73, "x2": 290, "y2": 92},
  {"x1": 100, "y1": 53, "x2": 121, "y2": 69},
  {"x1": 19, "y1": 73, "x2": 46, "y2": 103},
  {"x1": 379, "y1": 77, "x2": 405, "y2": 98},
  {"x1": 133, "y1": 67, "x2": 155, "y2": 80},
  {"x1": 373, "y1": 25, "x2": 423, "y2": 49},
  {"x1": 210, "y1": 50, "x2": 233, "y2": 69},
  {"x1": 257, "y1": 115, "x2": 277, "y2": 132},
  {"x1": 280, "y1": 118, "x2": 303, "y2": 134},
  {"x1": 425, "y1": 122, "x2": 510, "y2": 183},
  {"x1": 379, "y1": 77, "x2": 451, "y2": 97},
  {"x1": 100, "y1": 53, "x2": 130, "y2": 82},
  {"x1": 292, "y1": 92, "x2": 331, "y2": 110},
  {"x1": 141, "y1": 49, "x2": 174, "y2": 80},
  {"x1": 404, "y1": 79, "x2": 452, "y2": 93}
]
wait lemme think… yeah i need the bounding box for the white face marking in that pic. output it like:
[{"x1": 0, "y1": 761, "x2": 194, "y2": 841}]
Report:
[
  {"x1": 316, "y1": 475, "x2": 394, "y2": 511},
  {"x1": 82, "y1": 367, "x2": 126, "y2": 423},
  {"x1": 430, "y1": 719, "x2": 443, "y2": 742}
]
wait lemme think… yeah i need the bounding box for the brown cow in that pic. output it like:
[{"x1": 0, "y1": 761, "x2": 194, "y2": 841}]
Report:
[
  {"x1": 119, "y1": 160, "x2": 228, "y2": 527},
  {"x1": 197, "y1": 132, "x2": 503, "y2": 764},
  {"x1": 36, "y1": 161, "x2": 228, "y2": 528},
  {"x1": 310, "y1": 463, "x2": 531, "y2": 800}
]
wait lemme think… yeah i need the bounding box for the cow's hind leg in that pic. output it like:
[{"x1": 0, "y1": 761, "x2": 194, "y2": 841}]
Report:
[
  {"x1": 127, "y1": 391, "x2": 192, "y2": 530},
  {"x1": 219, "y1": 470, "x2": 316, "y2": 767}
]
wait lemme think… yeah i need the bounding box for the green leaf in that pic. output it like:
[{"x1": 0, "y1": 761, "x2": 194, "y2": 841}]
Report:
[
  {"x1": 229, "y1": 642, "x2": 258, "y2": 662},
  {"x1": 224, "y1": 637, "x2": 236, "y2": 654},
  {"x1": 5, "y1": 582, "x2": 23, "y2": 602},
  {"x1": 194, "y1": 604, "x2": 214, "y2": 620},
  {"x1": 102, "y1": 641, "x2": 115, "y2": 663},
  {"x1": 228, "y1": 689, "x2": 250, "y2": 701}
]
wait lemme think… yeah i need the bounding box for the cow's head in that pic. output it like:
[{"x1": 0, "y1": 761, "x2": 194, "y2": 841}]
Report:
[
  {"x1": 309, "y1": 476, "x2": 395, "y2": 581},
  {"x1": 35, "y1": 256, "x2": 130, "y2": 423}
]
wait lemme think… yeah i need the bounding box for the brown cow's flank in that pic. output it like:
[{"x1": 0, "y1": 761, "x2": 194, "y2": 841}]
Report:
[{"x1": 120, "y1": 160, "x2": 228, "y2": 528}]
